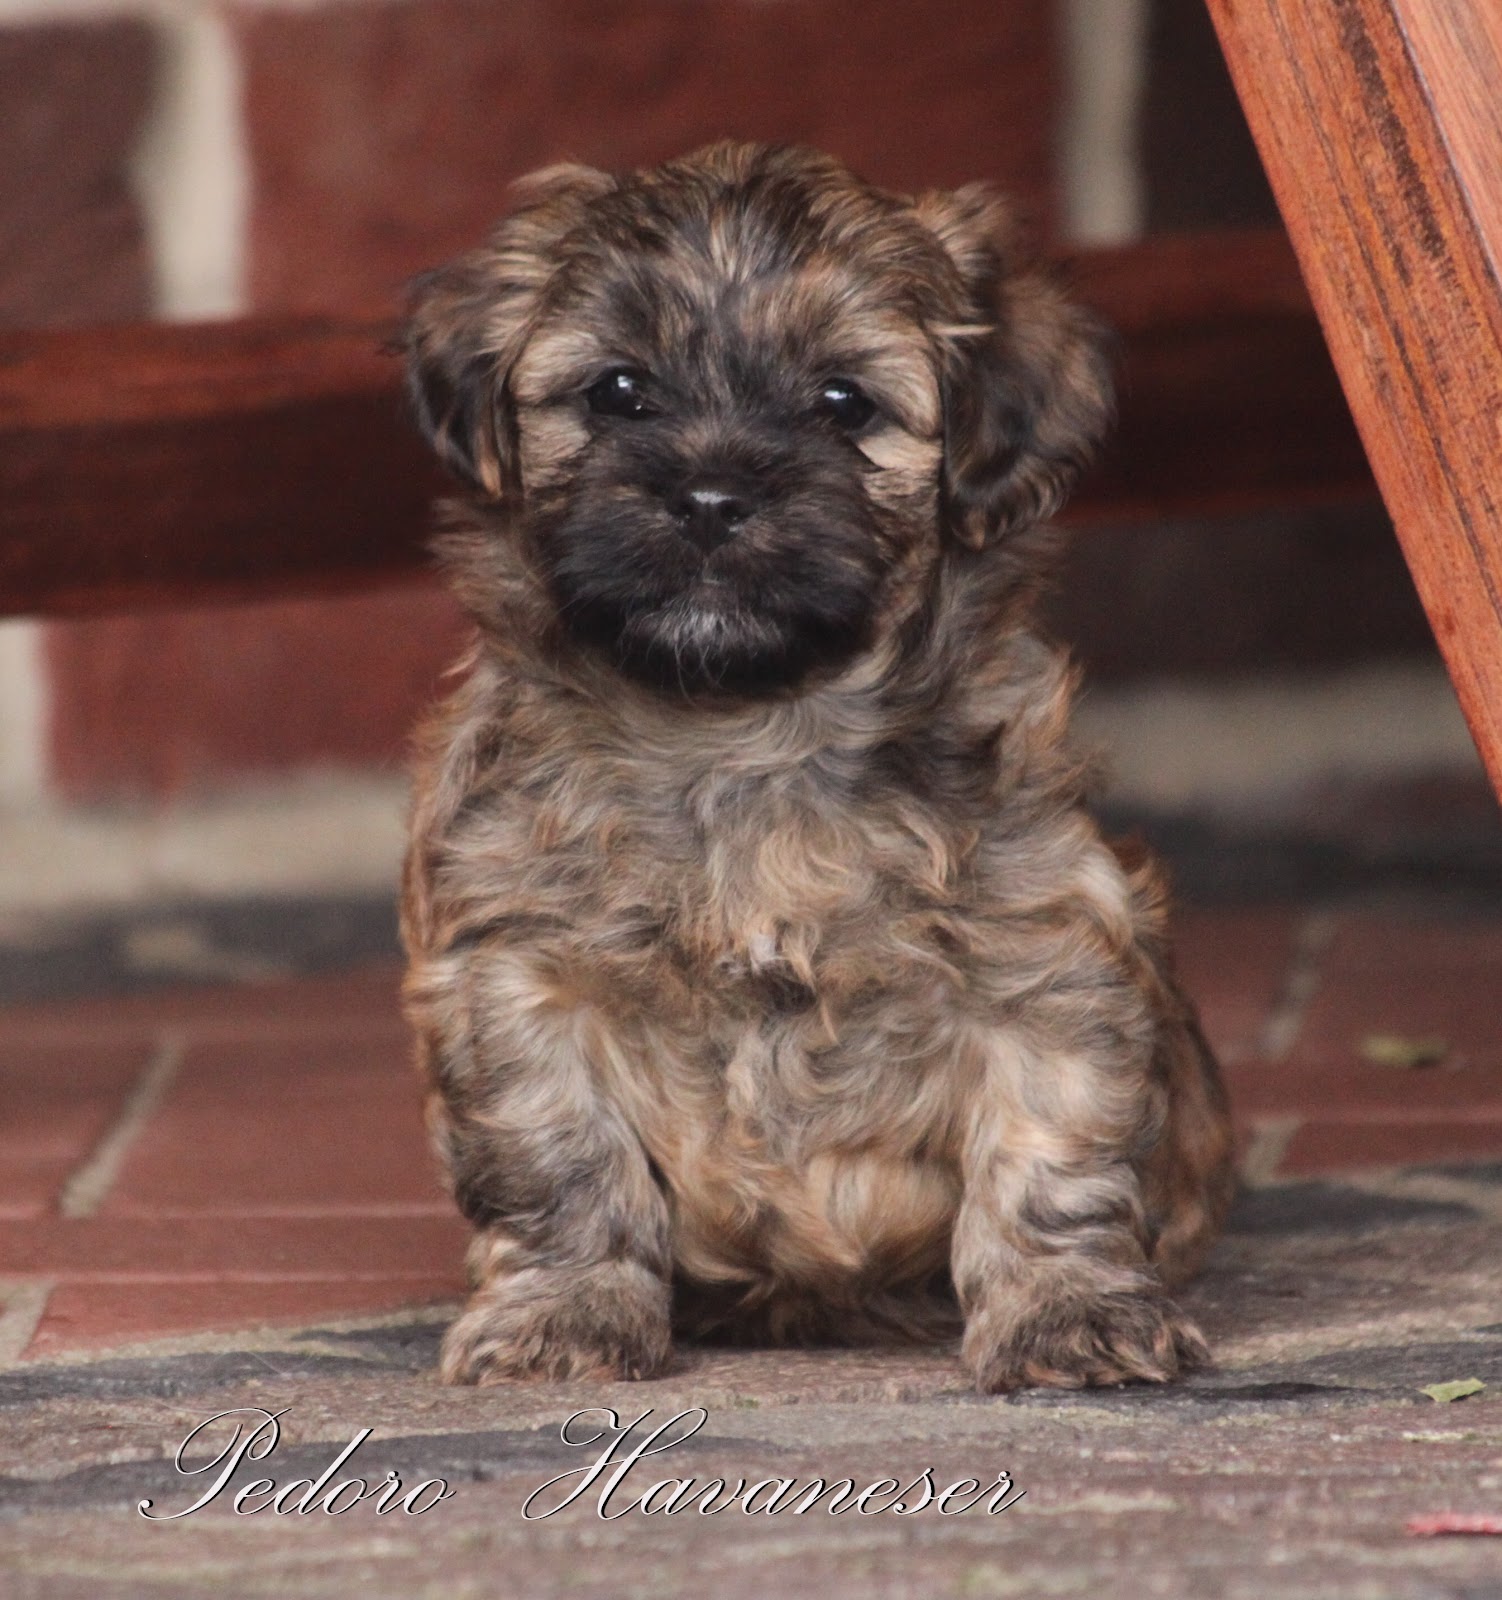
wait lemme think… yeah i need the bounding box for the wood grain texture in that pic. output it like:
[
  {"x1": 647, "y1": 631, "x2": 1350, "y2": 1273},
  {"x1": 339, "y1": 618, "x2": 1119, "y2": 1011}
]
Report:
[
  {"x1": 0, "y1": 319, "x2": 443, "y2": 615},
  {"x1": 0, "y1": 230, "x2": 1372, "y2": 617},
  {"x1": 1206, "y1": 0, "x2": 1502, "y2": 796}
]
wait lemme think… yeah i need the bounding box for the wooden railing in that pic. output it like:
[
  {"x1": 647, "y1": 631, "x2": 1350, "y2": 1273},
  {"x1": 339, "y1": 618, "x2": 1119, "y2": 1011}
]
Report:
[{"x1": 0, "y1": 228, "x2": 1373, "y2": 619}]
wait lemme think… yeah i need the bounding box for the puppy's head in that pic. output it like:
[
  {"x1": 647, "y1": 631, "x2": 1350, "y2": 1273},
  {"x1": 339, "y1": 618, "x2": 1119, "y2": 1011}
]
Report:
[{"x1": 405, "y1": 143, "x2": 1111, "y2": 695}]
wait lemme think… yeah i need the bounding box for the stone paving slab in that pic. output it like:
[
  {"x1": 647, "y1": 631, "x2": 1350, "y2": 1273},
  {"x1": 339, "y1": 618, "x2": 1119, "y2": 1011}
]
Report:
[
  {"x1": 3, "y1": 1170, "x2": 1501, "y2": 1599},
  {"x1": 4, "y1": 898, "x2": 1502, "y2": 1363}
]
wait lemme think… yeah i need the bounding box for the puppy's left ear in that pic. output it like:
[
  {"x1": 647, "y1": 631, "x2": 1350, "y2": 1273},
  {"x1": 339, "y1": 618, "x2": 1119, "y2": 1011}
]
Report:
[{"x1": 916, "y1": 185, "x2": 1114, "y2": 549}]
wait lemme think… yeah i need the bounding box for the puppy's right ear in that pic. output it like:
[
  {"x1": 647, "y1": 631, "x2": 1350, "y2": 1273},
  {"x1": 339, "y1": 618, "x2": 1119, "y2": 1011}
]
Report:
[
  {"x1": 914, "y1": 184, "x2": 1114, "y2": 548},
  {"x1": 403, "y1": 164, "x2": 614, "y2": 498}
]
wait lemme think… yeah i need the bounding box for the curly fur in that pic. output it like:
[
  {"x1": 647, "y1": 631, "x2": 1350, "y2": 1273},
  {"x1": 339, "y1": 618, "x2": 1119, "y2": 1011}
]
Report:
[{"x1": 400, "y1": 142, "x2": 1234, "y2": 1391}]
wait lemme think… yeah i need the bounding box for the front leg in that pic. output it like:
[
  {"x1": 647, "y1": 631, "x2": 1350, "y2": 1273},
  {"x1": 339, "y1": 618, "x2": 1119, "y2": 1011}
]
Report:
[
  {"x1": 408, "y1": 947, "x2": 674, "y2": 1386},
  {"x1": 952, "y1": 1028, "x2": 1208, "y2": 1393}
]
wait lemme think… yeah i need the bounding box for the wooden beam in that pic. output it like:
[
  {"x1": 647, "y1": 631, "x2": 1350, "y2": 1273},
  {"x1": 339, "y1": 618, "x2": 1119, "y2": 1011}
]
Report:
[
  {"x1": 1206, "y1": 0, "x2": 1502, "y2": 796},
  {"x1": 0, "y1": 318, "x2": 443, "y2": 617},
  {"x1": 0, "y1": 229, "x2": 1373, "y2": 619},
  {"x1": 1069, "y1": 228, "x2": 1371, "y2": 524}
]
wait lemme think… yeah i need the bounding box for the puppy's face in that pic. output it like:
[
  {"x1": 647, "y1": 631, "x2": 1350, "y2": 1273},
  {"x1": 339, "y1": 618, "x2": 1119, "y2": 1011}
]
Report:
[{"x1": 406, "y1": 143, "x2": 1111, "y2": 695}]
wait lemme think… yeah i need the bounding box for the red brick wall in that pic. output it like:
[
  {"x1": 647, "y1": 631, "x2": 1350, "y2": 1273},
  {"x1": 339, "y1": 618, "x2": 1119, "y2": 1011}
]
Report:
[
  {"x1": 19, "y1": 1, "x2": 1426, "y2": 804},
  {"x1": 235, "y1": 0, "x2": 1062, "y2": 315}
]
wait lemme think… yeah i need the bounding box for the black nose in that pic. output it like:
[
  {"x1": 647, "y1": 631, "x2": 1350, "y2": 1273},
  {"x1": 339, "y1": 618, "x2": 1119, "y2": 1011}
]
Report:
[{"x1": 666, "y1": 473, "x2": 760, "y2": 553}]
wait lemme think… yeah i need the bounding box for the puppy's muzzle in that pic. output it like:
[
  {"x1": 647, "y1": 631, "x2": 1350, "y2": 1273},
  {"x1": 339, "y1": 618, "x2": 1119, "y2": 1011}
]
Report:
[{"x1": 666, "y1": 472, "x2": 764, "y2": 554}]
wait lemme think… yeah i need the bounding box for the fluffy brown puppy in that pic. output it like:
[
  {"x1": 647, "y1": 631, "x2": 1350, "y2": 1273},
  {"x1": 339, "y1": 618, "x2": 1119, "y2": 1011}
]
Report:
[{"x1": 400, "y1": 141, "x2": 1234, "y2": 1392}]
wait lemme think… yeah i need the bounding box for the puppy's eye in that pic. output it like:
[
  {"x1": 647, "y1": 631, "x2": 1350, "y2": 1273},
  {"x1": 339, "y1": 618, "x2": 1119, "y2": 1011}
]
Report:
[
  {"x1": 585, "y1": 368, "x2": 655, "y2": 420},
  {"x1": 816, "y1": 379, "x2": 877, "y2": 432}
]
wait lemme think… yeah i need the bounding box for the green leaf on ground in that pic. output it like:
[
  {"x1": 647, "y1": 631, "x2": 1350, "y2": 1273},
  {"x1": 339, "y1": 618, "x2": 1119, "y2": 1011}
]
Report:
[
  {"x1": 1360, "y1": 1034, "x2": 1449, "y2": 1068},
  {"x1": 1420, "y1": 1378, "x2": 1485, "y2": 1403}
]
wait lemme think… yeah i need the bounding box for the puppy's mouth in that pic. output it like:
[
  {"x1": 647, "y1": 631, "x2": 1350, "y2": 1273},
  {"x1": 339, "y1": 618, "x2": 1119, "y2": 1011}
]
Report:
[
  {"x1": 606, "y1": 581, "x2": 795, "y2": 695},
  {"x1": 542, "y1": 529, "x2": 874, "y2": 698}
]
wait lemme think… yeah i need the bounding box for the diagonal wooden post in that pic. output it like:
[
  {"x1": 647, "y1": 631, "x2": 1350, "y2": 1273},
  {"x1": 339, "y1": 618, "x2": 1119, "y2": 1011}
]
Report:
[{"x1": 1204, "y1": 0, "x2": 1502, "y2": 799}]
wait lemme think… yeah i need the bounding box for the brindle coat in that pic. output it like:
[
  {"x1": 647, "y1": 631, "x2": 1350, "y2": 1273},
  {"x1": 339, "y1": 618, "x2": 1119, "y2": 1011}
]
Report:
[{"x1": 400, "y1": 143, "x2": 1234, "y2": 1391}]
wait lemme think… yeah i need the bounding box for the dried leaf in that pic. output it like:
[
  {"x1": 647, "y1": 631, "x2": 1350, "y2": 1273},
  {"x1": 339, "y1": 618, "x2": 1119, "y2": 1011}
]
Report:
[
  {"x1": 1420, "y1": 1378, "x2": 1485, "y2": 1403},
  {"x1": 1360, "y1": 1034, "x2": 1449, "y2": 1069}
]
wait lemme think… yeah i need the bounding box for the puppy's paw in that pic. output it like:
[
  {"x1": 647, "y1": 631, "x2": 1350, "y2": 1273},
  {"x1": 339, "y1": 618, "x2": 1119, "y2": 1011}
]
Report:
[
  {"x1": 440, "y1": 1259, "x2": 673, "y2": 1385},
  {"x1": 962, "y1": 1286, "x2": 1208, "y2": 1394}
]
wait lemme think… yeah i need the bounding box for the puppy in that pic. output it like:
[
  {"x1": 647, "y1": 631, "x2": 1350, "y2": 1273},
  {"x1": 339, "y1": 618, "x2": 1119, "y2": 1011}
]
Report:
[{"x1": 400, "y1": 142, "x2": 1234, "y2": 1392}]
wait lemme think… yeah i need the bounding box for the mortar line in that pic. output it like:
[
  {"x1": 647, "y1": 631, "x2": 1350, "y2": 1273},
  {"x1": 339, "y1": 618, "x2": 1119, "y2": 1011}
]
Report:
[
  {"x1": 1238, "y1": 1116, "x2": 1302, "y2": 1187},
  {"x1": 1060, "y1": 0, "x2": 1149, "y2": 243},
  {"x1": 1256, "y1": 907, "x2": 1339, "y2": 1064},
  {"x1": 0, "y1": 1279, "x2": 53, "y2": 1366},
  {"x1": 129, "y1": 3, "x2": 248, "y2": 320},
  {"x1": 57, "y1": 1030, "x2": 186, "y2": 1220}
]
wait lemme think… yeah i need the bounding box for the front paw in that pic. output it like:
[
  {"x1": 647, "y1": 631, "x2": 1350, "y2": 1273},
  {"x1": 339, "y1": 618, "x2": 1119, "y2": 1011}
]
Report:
[
  {"x1": 440, "y1": 1259, "x2": 673, "y2": 1385},
  {"x1": 963, "y1": 1283, "x2": 1208, "y2": 1393}
]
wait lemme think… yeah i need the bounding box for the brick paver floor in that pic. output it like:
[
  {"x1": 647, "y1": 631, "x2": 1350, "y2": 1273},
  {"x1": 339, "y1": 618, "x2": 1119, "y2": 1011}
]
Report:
[{"x1": 1, "y1": 895, "x2": 1500, "y2": 1596}]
